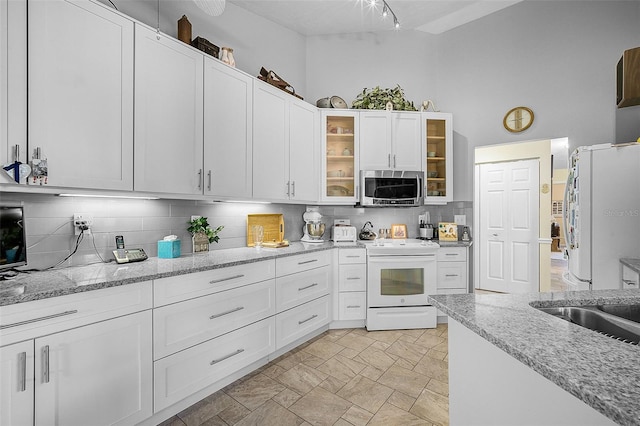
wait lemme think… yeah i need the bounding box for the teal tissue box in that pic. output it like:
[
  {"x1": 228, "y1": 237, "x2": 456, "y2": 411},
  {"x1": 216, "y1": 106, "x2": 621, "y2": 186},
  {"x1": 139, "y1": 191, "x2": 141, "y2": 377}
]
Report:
[{"x1": 158, "y1": 239, "x2": 181, "y2": 258}]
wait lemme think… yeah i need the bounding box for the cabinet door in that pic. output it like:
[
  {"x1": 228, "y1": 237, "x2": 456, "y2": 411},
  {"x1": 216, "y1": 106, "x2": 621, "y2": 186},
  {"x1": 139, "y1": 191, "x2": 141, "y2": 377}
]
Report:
[
  {"x1": 134, "y1": 24, "x2": 203, "y2": 195},
  {"x1": 1, "y1": 0, "x2": 27, "y2": 170},
  {"x1": 321, "y1": 111, "x2": 359, "y2": 203},
  {"x1": 424, "y1": 112, "x2": 453, "y2": 204},
  {"x1": 392, "y1": 112, "x2": 422, "y2": 170},
  {"x1": 35, "y1": 311, "x2": 152, "y2": 426},
  {"x1": 28, "y1": 0, "x2": 134, "y2": 190},
  {"x1": 204, "y1": 57, "x2": 253, "y2": 199},
  {"x1": 289, "y1": 99, "x2": 319, "y2": 202},
  {"x1": 359, "y1": 111, "x2": 391, "y2": 170},
  {"x1": 253, "y1": 82, "x2": 289, "y2": 201},
  {"x1": 0, "y1": 340, "x2": 34, "y2": 426}
]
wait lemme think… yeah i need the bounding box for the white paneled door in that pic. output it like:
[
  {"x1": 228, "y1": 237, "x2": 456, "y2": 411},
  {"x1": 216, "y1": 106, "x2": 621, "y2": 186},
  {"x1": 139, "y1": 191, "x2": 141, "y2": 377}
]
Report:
[{"x1": 478, "y1": 159, "x2": 539, "y2": 293}]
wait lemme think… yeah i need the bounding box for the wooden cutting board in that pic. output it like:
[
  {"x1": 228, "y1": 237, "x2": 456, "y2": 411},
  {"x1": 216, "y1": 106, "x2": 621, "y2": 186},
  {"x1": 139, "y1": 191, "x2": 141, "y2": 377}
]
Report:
[{"x1": 247, "y1": 214, "x2": 288, "y2": 247}]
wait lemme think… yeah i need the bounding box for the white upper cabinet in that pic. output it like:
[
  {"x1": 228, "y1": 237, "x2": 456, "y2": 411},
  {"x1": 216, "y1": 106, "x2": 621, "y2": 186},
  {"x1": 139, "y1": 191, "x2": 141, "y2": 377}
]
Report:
[
  {"x1": 1, "y1": 0, "x2": 27, "y2": 170},
  {"x1": 392, "y1": 112, "x2": 423, "y2": 170},
  {"x1": 288, "y1": 99, "x2": 319, "y2": 202},
  {"x1": 424, "y1": 112, "x2": 453, "y2": 204},
  {"x1": 134, "y1": 24, "x2": 203, "y2": 195},
  {"x1": 203, "y1": 57, "x2": 253, "y2": 199},
  {"x1": 253, "y1": 82, "x2": 289, "y2": 201},
  {"x1": 359, "y1": 111, "x2": 391, "y2": 170},
  {"x1": 359, "y1": 111, "x2": 422, "y2": 171},
  {"x1": 253, "y1": 81, "x2": 318, "y2": 203},
  {"x1": 28, "y1": 0, "x2": 134, "y2": 190},
  {"x1": 321, "y1": 110, "x2": 359, "y2": 203}
]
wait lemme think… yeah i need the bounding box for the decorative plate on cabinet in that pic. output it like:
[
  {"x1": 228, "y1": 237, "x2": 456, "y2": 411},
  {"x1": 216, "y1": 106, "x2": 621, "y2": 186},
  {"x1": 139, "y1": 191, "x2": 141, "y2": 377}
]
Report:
[{"x1": 330, "y1": 96, "x2": 348, "y2": 109}]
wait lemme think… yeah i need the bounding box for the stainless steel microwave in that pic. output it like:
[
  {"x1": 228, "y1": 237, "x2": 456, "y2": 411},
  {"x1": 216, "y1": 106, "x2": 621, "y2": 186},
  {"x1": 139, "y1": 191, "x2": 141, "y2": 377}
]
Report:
[{"x1": 359, "y1": 170, "x2": 424, "y2": 207}]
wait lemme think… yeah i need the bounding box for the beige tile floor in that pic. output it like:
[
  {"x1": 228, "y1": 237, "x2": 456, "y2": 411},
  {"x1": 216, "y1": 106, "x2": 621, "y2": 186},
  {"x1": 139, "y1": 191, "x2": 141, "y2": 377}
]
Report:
[{"x1": 159, "y1": 324, "x2": 450, "y2": 426}]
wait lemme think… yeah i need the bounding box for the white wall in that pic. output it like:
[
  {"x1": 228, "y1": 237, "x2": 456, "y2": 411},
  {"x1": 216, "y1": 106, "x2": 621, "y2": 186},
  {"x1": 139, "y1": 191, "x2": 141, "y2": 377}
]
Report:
[
  {"x1": 98, "y1": 0, "x2": 308, "y2": 96},
  {"x1": 305, "y1": 1, "x2": 639, "y2": 201}
]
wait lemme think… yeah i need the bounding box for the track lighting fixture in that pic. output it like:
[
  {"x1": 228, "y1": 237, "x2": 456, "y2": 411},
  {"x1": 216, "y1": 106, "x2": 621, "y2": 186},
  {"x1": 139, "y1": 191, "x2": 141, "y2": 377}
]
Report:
[{"x1": 364, "y1": 0, "x2": 399, "y2": 29}]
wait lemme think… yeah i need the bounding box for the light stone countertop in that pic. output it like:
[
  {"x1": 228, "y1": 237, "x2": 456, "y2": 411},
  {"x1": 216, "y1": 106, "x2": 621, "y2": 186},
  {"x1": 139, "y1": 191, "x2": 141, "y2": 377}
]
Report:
[
  {"x1": 428, "y1": 290, "x2": 640, "y2": 426},
  {"x1": 621, "y1": 258, "x2": 640, "y2": 274},
  {"x1": 0, "y1": 242, "x2": 336, "y2": 307}
]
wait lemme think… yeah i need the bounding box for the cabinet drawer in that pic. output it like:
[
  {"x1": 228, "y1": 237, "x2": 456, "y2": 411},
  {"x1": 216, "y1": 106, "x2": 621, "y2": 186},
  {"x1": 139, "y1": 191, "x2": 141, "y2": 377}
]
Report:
[
  {"x1": 338, "y1": 248, "x2": 366, "y2": 264},
  {"x1": 276, "y1": 250, "x2": 331, "y2": 277},
  {"x1": 437, "y1": 247, "x2": 467, "y2": 262},
  {"x1": 154, "y1": 260, "x2": 275, "y2": 307},
  {"x1": 338, "y1": 292, "x2": 366, "y2": 321},
  {"x1": 154, "y1": 317, "x2": 275, "y2": 412},
  {"x1": 154, "y1": 280, "x2": 276, "y2": 360},
  {"x1": 437, "y1": 262, "x2": 468, "y2": 290},
  {"x1": 275, "y1": 295, "x2": 330, "y2": 349},
  {"x1": 0, "y1": 282, "x2": 152, "y2": 346},
  {"x1": 276, "y1": 266, "x2": 330, "y2": 313},
  {"x1": 339, "y1": 264, "x2": 366, "y2": 292}
]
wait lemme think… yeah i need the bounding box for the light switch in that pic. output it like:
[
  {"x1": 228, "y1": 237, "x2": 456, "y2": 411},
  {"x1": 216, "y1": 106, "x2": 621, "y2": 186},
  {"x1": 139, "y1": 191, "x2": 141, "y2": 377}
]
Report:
[{"x1": 454, "y1": 214, "x2": 466, "y2": 225}]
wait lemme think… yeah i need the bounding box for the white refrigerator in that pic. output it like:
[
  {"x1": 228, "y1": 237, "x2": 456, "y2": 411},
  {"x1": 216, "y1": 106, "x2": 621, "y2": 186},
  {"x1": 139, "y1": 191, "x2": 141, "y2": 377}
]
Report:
[{"x1": 564, "y1": 143, "x2": 640, "y2": 290}]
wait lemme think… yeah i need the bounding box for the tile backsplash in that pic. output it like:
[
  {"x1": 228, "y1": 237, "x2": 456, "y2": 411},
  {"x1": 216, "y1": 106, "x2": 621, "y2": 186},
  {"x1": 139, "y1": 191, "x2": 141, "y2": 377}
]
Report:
[
  {"x1": 2, "y1": 193, "x2": 307, "y2": 270},
  {"x1": 2, "y1": 192, "x2": 472, "y2": 271}
]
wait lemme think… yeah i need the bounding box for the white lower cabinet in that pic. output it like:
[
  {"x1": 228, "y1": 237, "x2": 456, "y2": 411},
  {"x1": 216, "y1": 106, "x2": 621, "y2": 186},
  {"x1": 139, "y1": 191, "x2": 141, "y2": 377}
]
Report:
[
  {"x1": 338, "y1": 292, "x2": 367, "y2": 321},
  {"x1": 275, "y1": 295, "x2": 330, "y2": 349},
  {"x1": 153, "y1": 279, "x2": 276, "y2": 360},
  {"x1": 0, "y1": 340, "x2": 34, "y2": 426},
  {"x1": 0, "y1": 282, "x2": 153, "y2": 426},
  {"x1": 276, "y1": 267, "x2": 330, "y2": 313},
  {"x1": 333, "y1": 248, "x2": 367, "y2": 328},
  {"x1": 35, "y1": 311, "x2": 153, "y2": 426},
  {"x1": 154, "y1": 317, "x2": 275, "y2": 411},
  {"x1": 436, "y1": 246, "x2": 470, "y2": 321}
]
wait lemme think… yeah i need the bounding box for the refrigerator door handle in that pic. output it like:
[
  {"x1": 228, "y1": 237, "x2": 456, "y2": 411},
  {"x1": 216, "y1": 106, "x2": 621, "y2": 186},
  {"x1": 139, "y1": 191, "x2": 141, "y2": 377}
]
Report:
[{"x1": 563, "y1": 170, "x2": 572, "y2": 250}]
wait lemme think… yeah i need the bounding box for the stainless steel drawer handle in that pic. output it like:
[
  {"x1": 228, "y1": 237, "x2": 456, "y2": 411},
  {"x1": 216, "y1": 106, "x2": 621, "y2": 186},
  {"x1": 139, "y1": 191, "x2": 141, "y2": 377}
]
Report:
[
  {"x1": 346, "y1": 277, "x2": 361, "y2": 280},
  {"x1": 298, "y1": 259, "x2": 318, "y2": 265},
  {"x1": 209, "y1": 274, "x2": 244, "y2": 284},
  {"x1": 210, "y1": 306, "x2": 244, "y2": 319},
  {"x1": 445, "y1": 274, "x2": 459, "y2": 277},
  {"x1": 298, "y1": 283, "x2": 318, "y2": 291},
  {"x1": 345, "y1": 255, "x2": 361, "y2": 258},
  {"x1": 445, "y1": 253, "x2": 458, "y2": 256},
  {"x1": 622, "y1": 279, "x2": 637, "y2": 286},
  {"x1": 210, "y1": 349, "x2": 244, "y2": 365},
  {"x1": 19, "y1": 352, "x2": 27, "y2": 392},
  {"x1": 346, "y1": 305, "x2": 361, "y2": 309},
  {"x1": 42, "y1": 345, "x2": 50, "y2": 384},
  {"x1": 298, "y1": 314, "x2": 318, "y2": 325},
  {"x1": 0, "y1": 309, "x2": 78, "y2": 330}
]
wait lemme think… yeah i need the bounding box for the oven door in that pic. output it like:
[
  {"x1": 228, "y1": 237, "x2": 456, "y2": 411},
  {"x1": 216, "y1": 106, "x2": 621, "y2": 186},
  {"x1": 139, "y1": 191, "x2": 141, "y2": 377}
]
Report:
[{"x1": 367, "y1": 254, "x2": 437, "y2": 307}]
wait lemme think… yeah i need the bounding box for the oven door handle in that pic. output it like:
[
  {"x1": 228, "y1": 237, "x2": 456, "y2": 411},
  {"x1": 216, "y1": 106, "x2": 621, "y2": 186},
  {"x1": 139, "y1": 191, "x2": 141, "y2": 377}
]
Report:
[{"x1": 367, "y1": 255, "x2": 436, "y2": 263}]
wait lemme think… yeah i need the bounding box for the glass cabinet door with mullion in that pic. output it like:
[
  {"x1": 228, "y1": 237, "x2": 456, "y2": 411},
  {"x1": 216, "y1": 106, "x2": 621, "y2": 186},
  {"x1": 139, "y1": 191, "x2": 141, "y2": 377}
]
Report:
[
  {"x1": 424, "y1": 112, "x2": 453, "y2": 204},
  {"x1": 321, "y1": 111, "x2": 359, "y2": 203}
]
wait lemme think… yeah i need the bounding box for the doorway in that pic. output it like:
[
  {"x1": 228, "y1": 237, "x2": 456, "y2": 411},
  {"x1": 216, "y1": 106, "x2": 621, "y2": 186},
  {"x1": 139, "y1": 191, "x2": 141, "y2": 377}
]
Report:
[
  {"x1": 474, "y1": 139, "x2": 552, "y2": 293},
  {"x1": 550, "y1": 137, "x2": 569, "y2": 291}
]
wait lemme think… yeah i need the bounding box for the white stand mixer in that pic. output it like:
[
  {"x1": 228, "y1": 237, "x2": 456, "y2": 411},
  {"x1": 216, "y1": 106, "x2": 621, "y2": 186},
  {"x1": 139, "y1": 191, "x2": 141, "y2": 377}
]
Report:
[{"x1": 301, "y1": 207, "x2": 325, "y2": 243}]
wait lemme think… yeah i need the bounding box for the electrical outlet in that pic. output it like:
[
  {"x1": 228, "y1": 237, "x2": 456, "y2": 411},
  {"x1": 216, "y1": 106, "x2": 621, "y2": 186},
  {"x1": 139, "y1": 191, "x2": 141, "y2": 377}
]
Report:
[{"x1": 73, "y1": 213, "x2": 94, "y2": 235}]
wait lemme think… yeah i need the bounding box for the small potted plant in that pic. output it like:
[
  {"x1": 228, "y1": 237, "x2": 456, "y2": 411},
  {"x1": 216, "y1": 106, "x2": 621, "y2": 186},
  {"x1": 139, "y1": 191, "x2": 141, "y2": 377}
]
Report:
[{"x1": 187, "y1": 216, "x2": 224, "y2": 253}]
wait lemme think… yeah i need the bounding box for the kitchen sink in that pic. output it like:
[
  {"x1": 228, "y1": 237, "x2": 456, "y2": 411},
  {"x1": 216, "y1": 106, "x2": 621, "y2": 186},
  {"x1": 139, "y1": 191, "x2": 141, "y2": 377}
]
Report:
[{"x1": 537, "y1": 305, "x2": 640, "y2": 344}]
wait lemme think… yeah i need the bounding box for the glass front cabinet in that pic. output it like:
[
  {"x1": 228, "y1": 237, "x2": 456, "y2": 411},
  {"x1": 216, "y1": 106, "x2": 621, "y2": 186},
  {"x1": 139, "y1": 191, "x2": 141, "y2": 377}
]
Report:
[
  {"x1": 321, "y1": 111, "x2": 359, "y2": 203},
  {"x1": 423, "y1": 112, "x2": 453, "y2": 204}
]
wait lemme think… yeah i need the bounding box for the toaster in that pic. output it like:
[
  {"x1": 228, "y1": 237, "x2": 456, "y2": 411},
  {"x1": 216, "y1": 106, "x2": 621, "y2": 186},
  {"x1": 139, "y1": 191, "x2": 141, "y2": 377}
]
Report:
[{"x1": 332, "y1": 225, "x2": 357, "y2": 243}]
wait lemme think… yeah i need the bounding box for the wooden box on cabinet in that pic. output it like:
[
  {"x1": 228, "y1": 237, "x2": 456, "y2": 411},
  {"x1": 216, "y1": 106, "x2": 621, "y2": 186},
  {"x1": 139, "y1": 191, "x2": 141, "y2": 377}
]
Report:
[{"x1": 617, "y1": 47, "x2": 640, "y2": 108}]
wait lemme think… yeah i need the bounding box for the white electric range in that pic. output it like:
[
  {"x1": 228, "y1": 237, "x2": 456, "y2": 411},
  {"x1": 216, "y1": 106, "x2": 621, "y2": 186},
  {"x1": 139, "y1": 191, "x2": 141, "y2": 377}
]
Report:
[{"x1": 363, "y1": 239, "x2": 440, "y2": 331}]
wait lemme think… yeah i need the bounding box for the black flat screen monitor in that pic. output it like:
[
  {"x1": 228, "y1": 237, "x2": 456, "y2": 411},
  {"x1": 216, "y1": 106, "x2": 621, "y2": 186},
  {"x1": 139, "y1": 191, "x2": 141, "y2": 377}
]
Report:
[{"x1": 0, "y1": 205, "x2": 27, "y2": 270}]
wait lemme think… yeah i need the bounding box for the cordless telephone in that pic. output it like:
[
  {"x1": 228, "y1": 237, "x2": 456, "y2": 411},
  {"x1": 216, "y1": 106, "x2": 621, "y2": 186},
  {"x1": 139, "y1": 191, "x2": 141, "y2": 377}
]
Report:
[{"x1": 112, "y1": 235, "x2": 148, "y2": 264}]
